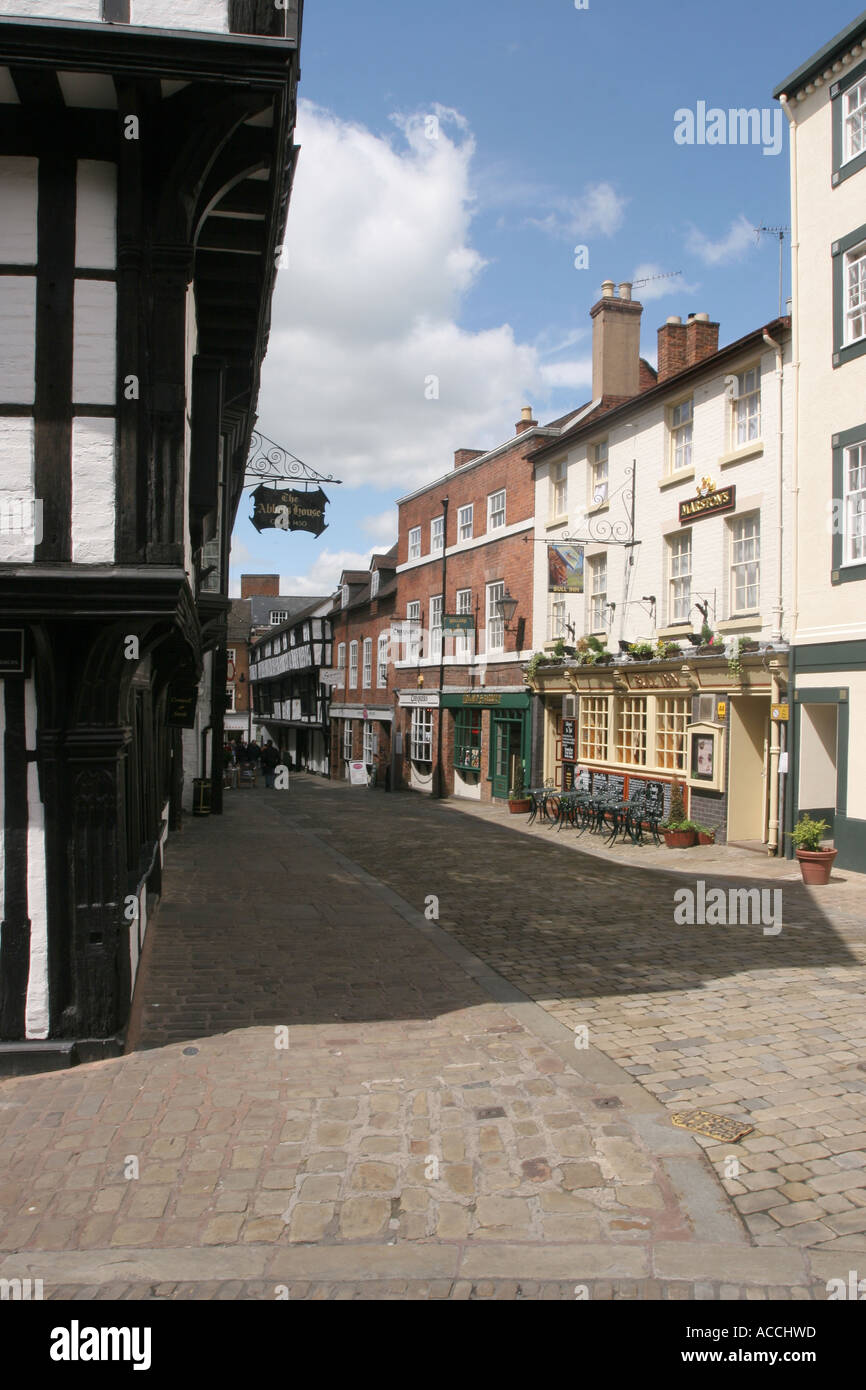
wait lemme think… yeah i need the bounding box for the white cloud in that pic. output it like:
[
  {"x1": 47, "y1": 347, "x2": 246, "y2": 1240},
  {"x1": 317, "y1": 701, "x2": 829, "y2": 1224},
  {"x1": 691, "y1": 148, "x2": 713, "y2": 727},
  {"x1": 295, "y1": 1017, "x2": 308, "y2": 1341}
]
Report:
[
  {"x1": 538, "y1": 358, "x2": 592, "y2": 391},
  {"x1": 525, "y1": 182, "x2": 628, "y2": 241},
  {"x1": 278, "y1": 548, "x2": 374, "y2": 596},
  {"x1": 360, "y1": 508, "x2": 398, "y2": 545},
  {"x1": 686, "y1": 214, "x2": 756, "y2": 267},
  {"x1": 257, "y1": 102, "x2": 576, "y2": 493}
]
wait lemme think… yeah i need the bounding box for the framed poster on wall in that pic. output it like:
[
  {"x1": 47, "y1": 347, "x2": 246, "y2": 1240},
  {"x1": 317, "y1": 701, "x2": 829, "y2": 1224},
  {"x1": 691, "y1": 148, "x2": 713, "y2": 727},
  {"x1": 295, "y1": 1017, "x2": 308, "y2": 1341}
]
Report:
[{"x1": 686, "y1": 722, "x2": 725, "y2": 794}]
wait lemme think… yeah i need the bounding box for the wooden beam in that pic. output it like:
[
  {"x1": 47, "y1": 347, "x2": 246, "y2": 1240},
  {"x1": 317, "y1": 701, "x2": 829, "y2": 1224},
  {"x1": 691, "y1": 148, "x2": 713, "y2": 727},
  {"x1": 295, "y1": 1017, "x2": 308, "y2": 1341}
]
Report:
[
  {"x1": 197, "y1": 220, "x2": 266, "y2": 255},
  {"x1": 212, "y1": 180, "x2": 270, "y2": 218},
  {"x1": 9, "y1": 67, "x2": 63, "y2": 106},
  {"x1": 34, "y1": 155, "x2": 75, "y2": 564}
]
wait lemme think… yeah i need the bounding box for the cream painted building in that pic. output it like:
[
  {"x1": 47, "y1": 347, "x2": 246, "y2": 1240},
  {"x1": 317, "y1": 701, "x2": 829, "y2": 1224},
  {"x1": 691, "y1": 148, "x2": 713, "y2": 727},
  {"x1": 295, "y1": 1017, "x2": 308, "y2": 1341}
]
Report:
[
  {"x1": 775, "y1": 12, "x2": 866, "y2": 871},
  {"x1": 529, "y1": 282, "x2": 794, "y2": 851}
]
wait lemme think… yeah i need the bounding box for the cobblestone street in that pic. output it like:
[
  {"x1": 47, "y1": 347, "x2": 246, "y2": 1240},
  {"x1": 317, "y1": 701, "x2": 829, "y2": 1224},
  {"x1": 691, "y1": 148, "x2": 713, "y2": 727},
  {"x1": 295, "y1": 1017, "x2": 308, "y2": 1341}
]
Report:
[{"x1": 0, "y1": 776, "x2": 863, "y2": 1300}]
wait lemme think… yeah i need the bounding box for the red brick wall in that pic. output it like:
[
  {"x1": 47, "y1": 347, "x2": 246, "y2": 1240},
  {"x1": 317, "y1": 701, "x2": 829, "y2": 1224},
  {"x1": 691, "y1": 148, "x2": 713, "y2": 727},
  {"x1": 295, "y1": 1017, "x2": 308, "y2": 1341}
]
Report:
[{"x1": 240, "y1": 574, "x2": 280, "y2": 598}]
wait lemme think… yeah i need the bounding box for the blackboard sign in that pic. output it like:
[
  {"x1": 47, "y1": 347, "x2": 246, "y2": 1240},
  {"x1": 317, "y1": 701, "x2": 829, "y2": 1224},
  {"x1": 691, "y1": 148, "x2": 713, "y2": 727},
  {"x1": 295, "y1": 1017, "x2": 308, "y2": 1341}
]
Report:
[
  {"x1": 592, "y1": 773, "x2": 609, "y2": 795},
  {"x1": 562, "y1": 764, "x2": 575, "y2": 792},
  {"x1": 608, "y1": 775, "x2": 625, "y2": 800},
  {"x1": 562, "y1": 719, "x2": 576, "y2": 762},
  {"x1": 576, "y1": 769, "x2": 591, "y2": 793},
  {"x1": 167, "y1": 683, "x2": 198, "y2": 728}
]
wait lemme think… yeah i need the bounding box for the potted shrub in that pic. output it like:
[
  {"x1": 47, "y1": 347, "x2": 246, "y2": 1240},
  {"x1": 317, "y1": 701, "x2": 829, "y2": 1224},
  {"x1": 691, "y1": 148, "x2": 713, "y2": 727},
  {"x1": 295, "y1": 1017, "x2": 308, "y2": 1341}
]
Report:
[
  {"x1": 789, "y1": 814, "x2": 837, "y2": 885},
  {"x1": 508, "y1": 764, "x2": 532, "y2": 815},
  {"x1": 660, "y1": 777, "x2": 697, "y2": 848},
  {"x1": 694, "y1": 823, "x2": 716, "y2": 846},
  {"x1": 656, "y1": 640, "x2": 682, "y2": 660},
  {"x1": 628, "y1": 641, "x2": 655, "y2": 661}
]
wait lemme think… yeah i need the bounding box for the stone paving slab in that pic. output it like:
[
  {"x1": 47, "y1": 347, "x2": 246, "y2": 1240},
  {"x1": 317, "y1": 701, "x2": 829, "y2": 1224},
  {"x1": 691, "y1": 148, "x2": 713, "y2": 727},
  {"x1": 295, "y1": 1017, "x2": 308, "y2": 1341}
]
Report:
[{"x1": 268, "y1": 777, "x2": 866, "y2": 1258}]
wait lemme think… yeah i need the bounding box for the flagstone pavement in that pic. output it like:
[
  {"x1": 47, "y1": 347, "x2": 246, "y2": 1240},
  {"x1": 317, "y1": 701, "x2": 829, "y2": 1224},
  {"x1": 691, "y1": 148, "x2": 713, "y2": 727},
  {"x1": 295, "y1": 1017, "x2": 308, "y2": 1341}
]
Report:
[{"x1": 0, "y1": 775, "x2": 863, "y2": 1300}]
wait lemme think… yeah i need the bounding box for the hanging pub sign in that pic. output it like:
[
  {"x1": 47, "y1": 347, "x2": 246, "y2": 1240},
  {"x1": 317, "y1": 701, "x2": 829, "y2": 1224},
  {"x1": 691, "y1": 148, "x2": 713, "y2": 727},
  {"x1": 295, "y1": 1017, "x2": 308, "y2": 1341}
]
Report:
[
  {"x1": 250, "y1": 485, "x2": 329, "y2": 537},
  {"x1": 679, "y1": 485, "x2": 736, "y2": 524},
  {"x1": 548, "y1": 542, "x2": 584, "y2": 593},
  {"x1": 443, "y1": 614, "x2": 475, "y2": 632},
  {"x1": 166, "y1": 683, "x2": 198, "y2": 728}
]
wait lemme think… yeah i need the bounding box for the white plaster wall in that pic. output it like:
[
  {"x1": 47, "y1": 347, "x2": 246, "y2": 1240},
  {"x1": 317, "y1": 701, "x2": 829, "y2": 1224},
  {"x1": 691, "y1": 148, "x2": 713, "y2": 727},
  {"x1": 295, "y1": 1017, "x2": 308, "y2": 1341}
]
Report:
[
  {"x1": 795, "y1": 668, "x2": 866, "y2": 820},
  {"x1": 132, "y1": 0, "x2": 228, "y2": 33},
  {"x1": 533, "y1": 342, "x2": 794, "y2": 651},
  {"x1": 24, "y1": 678, "x2": 49, "y2": 1039},
  {"x1": 0, "y1": 1, "x2": 101, "y2": 18},
  {"x1": 75, "y1": 161, "x2": 116, "y2": 270},
  {"x1": 0, "y1": 416, "x2": 36, "y2": 562},
  {"x1": 73, "y1": 279, "x2": 116, "y2": 404},
  {"x1": 0, "y1": 275, "x2": 36, "y2": 403},
  {"x1": 0, "y1": 157, "x2": 37, "y2": 262},
  {"x1": 71, "y1": 416, "x2": 115, "y2": 562},
  {"x1": 791, "y1": 82, "x2": 866, "y2": 643},
  {"x1": 453, "y1": 769, "x2": 481, "y2": 801}
]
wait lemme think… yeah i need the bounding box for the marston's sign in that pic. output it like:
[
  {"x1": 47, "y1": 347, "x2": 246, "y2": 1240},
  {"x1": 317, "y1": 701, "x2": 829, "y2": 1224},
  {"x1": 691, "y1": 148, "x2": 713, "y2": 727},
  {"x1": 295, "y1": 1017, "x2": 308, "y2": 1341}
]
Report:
[
  {"x1": 443, "y1": 614, "x2": 474, "y2": 632},
  {"x1": 250, "y1": 485, "x2": 329, "y2": 536},
  {"x1": 679, "y1": 485, "x2": 736, "y2": 524}
]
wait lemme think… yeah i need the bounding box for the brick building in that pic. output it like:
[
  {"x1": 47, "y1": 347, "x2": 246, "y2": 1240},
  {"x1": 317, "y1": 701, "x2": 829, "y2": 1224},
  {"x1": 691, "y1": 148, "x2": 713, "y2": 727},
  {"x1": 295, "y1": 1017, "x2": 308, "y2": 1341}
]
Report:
[
  {"x1": 226, "y1": 576, "x2": 319, "y2": 743},
  {"x1": 329, "y1": 548, "x2": 398, "y2": 785},
  {"x1": 249, "y1": 596, "x2": 332, "y2": 775},
  {"x1": 394, "y1": 411, "x2": 574, "y2": 801}
]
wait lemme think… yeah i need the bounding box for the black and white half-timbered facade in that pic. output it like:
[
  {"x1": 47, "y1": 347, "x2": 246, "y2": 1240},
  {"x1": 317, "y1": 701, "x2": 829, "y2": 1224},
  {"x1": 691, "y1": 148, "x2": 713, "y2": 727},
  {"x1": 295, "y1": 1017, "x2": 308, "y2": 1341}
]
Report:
[
  {"x1": 249, "y1": 600, "x2": 333, "y2": 776},
  {"x1": 0, "y1": 0, "x2": 303, "y2": 1062}
]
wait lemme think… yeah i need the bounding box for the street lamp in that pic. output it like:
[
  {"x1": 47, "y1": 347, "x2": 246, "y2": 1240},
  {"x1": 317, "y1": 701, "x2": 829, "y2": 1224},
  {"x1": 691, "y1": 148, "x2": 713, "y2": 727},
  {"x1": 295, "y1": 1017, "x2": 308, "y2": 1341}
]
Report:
[{"x1": 496, "y1": 592, "x2": 519, "y2": 630}]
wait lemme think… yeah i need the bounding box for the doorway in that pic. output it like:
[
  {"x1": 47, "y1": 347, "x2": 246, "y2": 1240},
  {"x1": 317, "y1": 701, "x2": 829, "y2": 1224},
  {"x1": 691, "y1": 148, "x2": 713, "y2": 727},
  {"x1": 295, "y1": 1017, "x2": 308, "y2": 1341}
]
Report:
[
  {"x1": 491, "y1": 714, "x2": 524, "y2": 800},
  {"x1": 728, "y1": 697, "x2": 769, "y2": 842},
  {"x1": 797, "y1": 702, "x2": 838, "y2": 830}
]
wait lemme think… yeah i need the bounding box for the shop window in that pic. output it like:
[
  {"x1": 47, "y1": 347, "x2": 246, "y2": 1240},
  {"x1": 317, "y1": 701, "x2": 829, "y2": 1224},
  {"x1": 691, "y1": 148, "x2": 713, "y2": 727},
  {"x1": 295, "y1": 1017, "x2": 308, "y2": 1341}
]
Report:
[
  {"x1": 411, "y1": 708, "x2": 433, "y2": 763},
  {"x1": 655, "y1": 697, "x2": 690, "y2": 772},
  {"x1": 579, "y1": 696, "x2": 609, "y2": 762},
  {"x1": 343, "y1": 720, "x2": 353, "y2": 761},
  {"x1": 454, "y1": 709, "x2": 482, "y2": 772},
  {"x1": 616, "y1": 698, "x2": 647, "y2": 766}
]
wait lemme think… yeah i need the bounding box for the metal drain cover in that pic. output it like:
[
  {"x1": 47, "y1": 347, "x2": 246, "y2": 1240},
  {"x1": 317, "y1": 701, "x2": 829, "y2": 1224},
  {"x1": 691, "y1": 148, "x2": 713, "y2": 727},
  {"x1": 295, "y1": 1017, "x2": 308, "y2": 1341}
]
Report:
[
  {"x1": 593, "y1": 1097, "x2": 623, "y2": 1110},
  {"x1": 475, "y1": 1106, "x2": 506, "y2": 1120},
  {"x1": 672, "y1": 1109, "x2": 754, "y2": 1142}
]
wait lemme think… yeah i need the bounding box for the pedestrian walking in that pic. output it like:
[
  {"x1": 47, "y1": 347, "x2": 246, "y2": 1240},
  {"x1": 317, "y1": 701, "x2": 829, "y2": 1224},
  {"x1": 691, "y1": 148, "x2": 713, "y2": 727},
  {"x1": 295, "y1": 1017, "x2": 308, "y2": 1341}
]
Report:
[
  {"x1": 261, "y1": 740, "x2": 280, "y2": 788},
  {"x1": 247, "y1": 739, "x2": 261, "y2": 771}
]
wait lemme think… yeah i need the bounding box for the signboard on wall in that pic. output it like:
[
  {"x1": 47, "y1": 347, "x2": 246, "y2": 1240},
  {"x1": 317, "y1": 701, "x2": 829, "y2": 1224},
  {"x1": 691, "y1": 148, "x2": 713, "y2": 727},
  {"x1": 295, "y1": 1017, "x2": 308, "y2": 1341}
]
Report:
[
  {"x1": 167, "y1": 683, "x2": 197, "y2": 728},
  {"x1": 679, "y1": 485, "x2": 736, "y2": 525},
  {"x1": 562, "y1": 718, "x2": 576, "y2": 762},
  {"x1": 548, "y1": 543, "x2": 584, "y2": 593},
  {"x1": 397, "y1": 691, "x2": 440, "y2": 708}
]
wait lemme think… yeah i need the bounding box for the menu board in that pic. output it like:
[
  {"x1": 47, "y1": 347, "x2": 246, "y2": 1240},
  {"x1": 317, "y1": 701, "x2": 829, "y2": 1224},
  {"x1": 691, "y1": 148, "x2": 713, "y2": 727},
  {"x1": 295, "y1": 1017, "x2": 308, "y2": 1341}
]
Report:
[
  {"x1": 562, "y1": 719, "x2": 576, "y2": 763},
  {"x1": 562, "y1": 763, "x2": 575, "y2": 792}
]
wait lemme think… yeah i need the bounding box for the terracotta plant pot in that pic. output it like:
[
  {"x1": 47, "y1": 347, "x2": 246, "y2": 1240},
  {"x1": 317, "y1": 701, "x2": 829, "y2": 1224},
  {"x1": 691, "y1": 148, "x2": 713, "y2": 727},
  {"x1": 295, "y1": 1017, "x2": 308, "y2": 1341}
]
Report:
[
  {"x1": 662, "y1": 829, "x2": 697, "y2": 849},
  {"x1": 698, "y1": 832, "x2": 715, "y2": 846},
  {"x1": 508, "y1": 798, "x2": 532, "y2": 815},
  {"x1": 796, "y1": 847, "x2": 837, "y2": 885}
]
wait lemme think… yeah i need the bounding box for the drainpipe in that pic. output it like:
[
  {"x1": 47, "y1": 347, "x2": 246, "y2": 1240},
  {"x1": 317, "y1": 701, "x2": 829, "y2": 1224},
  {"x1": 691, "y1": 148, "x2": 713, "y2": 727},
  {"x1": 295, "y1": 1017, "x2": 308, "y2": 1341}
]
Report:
[
  {"x1": 435, "y1": 496, "x2": 449, "y2": 798},
  {"x1": 762, "y1": 329, "x2": 785, "y2": 643},
  {"x1": 780, "y1": 95, "x2": 800, "y2": 641},
  {"x1": 767, "y1": 659, "x2": 782, "y2": 855}
]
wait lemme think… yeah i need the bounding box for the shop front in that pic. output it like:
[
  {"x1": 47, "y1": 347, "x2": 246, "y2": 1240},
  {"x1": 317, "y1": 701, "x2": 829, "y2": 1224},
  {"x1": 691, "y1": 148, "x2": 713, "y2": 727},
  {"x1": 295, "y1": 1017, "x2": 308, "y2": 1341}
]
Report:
[
  {"x1": 441, "y1": 691, "x2": 532, "y2": 802},
  {"x1": 531, "y1": 651, "x2": 789, "y2": 849}
]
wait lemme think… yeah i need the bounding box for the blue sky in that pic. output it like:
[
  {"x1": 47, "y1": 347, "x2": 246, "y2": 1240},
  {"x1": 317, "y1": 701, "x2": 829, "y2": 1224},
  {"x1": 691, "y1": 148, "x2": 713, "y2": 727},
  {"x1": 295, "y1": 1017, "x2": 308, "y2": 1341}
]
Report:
[{"x1": 231, "y1": 0, "x2": 861, "y2": 596}]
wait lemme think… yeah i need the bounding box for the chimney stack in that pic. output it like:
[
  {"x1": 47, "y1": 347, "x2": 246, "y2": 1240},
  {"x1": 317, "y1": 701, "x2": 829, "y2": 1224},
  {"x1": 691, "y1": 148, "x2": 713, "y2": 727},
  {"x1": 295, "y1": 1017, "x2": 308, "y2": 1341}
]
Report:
[
  {"x1": 657, "y1": 312, "x2": 720, "y2": 382},
  {"x1": 454, "y1": 448, "x2": 485, "y2": 470},
  {"x1": 591, "y1": 279, "x2": 644, "y2": 401},
  {"x1": 515, "y1": 405, "x2": 537, "y2": 435},
  {"x1": 686, "y1": 311, "x2": 720, "y2": 368},
  {"x1": 241, "y1": 574, "x2": 280, "y2": 598}
]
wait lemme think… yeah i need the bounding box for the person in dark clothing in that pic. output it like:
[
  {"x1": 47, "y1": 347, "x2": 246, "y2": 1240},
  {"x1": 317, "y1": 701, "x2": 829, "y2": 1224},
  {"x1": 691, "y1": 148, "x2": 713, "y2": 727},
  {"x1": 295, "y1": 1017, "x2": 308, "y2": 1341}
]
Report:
[
  {"x1": 260, "y1": 740, "x2": 280, "y2": 788},
  {"x1": 247, "y1": 739, "x2": 261, "y2": 770}
]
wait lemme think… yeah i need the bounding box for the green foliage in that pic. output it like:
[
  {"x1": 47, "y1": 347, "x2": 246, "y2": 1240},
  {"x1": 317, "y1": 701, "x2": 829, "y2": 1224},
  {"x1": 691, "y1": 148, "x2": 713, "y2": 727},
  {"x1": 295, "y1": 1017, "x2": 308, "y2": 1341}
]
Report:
[
  {"x1": 699, "y1": 621, "x2": 716, "y2": 647},
  {"x1": 628, "y1": 642, "x2": 655, "y2": 660},
  {"x1": 509, "y1": 762, "x2": 527, "y2": 800},
  {"x1": 661, "y1": 777, "x2": 691, "y2": 829},
  {"x1": 789, "y1": 814, "x2": 831, "y2": 852},
  {"x1": 656, "y1": 640, "x2": 682, "y2": 659}
]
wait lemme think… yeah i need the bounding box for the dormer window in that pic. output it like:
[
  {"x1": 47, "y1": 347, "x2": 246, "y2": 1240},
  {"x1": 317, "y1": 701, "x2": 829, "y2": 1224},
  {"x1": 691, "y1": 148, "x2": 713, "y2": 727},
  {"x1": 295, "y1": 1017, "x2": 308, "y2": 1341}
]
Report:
[
  {"x1": 341, "y1": 584, "x2": 349, "y2": 608},
  {"x1": 269, "y1": 610, "x2": 288, "y2": 625},
  {"x1": 371, "y1": 569, "x2": 380, "y2": 598}
]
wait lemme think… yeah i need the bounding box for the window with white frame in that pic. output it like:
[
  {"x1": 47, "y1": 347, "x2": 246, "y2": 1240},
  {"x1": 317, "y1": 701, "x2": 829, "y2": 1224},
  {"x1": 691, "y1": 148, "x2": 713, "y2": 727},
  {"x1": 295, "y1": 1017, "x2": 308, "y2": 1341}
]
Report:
[
  {"x1": 486, "y1": 581, "x2": 505, "y2": 653},
  {"x1": 670, "y1": 399, "x2": 693, "y2": 472},
  {"x1": 668, "y1": 531, "x2": 692, "y2": 625},
  {"x1": 458, "y1": 504, "x2": 473, "y2": 541},
  {"x1": 363, "y1": 721, "x2": 377, "y2": 766},
  {"x1": 844, "y1": 78, "x2": 866, "y2": 162},
  {"x1": 550, "y1": 460, "x2": 567, "y2": 519},
  {"x1": 349, "y1": 640, "x2": 358, "y2": 688},
  {"x1": 226, "y1": 648, "x2": 236, "y2": 665},
  {"x1": 337, "y1": 642, "x2": 346, "y2": 671},
  {"x1": 734, "y1": 366, "x2": 761, "y2": 446},
  {"x1": 370, "y1": 569, "x2": 380, "y2": 598},
  {"x1": 343, "y1": 720, "x2": 353, "y2": 761},
  {"x1": 455, "y1": 588, "x2": 473, "y2": 658},
  {"x1": 429, "y1": 594, "x2": 443, "y2": 660},
  {"x1": 550, "y1": 598, "x2": 566, "y2": 640},
  {"x1": 589, "y1": 554, "x2": 607, "y2": 632},
  {"x1": 377, "y1": 632, "x2": 389, "y2": 687},
  {"x1": 487, "y1": 489, "x2": 506, "y2": 531},
  {"x1": 579, "y1": 696, "x2": 609, "y2": 762},
  {"x1": 845, "y1": 440, "x2": 866, "y2": 563},
  {"x1": 408, "y1": 526, "x2": 421, "y2": 560},
  {"x1": 270, "y1": 610, "x2": 288, "y2": 625},
  {"x1": 362, "y1": 637, "x2": 372, "y2": 688},
  {"x1": 616, "y1": 697, "x2": 647, "y2": 767},
  {"x1": 410, "y1": 707, "x2": 433, "y2": 762},
  {"x1": 340, "y1": 585, "x2": 349, "y2": 608},
  {"x1": 431, "y1": 515, "x2": 444, "y2": 553},
  {"x1": 655, "y1": 697, "x2": 690, "y2": 772},
  {"x1": 406, "y1": 600, "x2": 421, "y2": 663},
  {"x1": 845, "y1": 243, "x2": 866, "y2": 345},
  {"x1": 730, "y1": 513, "x2": 760, "y2": 613},
  {"x1": 225, "y1": 684, "x2": 235, "y2": 712},
  {"x1": 591, "y1": 440, "x2": 609, "y2": 504}
]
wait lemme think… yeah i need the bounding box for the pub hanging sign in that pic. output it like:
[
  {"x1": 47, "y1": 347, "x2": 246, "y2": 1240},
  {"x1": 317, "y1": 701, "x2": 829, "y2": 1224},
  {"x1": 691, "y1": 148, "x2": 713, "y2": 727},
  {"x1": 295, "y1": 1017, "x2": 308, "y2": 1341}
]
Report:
[
  {"x1": 679, "y1": 484, "x2": 736, "y2": 525},
  {"x1": 166, "y1": 683, "x2": 198, "y2": 729},
  {"x1": 250, "y1": 485, "x2": 329, "y2": 537}
]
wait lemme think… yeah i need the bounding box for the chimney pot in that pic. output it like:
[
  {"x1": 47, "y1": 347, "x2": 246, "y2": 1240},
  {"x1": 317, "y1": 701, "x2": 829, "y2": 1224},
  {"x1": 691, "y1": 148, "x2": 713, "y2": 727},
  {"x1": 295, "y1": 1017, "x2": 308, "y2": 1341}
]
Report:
[
  {"x1": 515, "y1": 406, "x2": 538, "y2": 435},
  {"x1": 601, "y1": 279, "x2": 616, "y2": 299},
  {"x1": 591, "y1": 280, "x2": 644, "y2": 399},
  {"x1": 666, "y1": 315, "x2": 682, "y2": 325},
  {"x1": 618, "y1": 282, "x2": 633, "y2": 301}
]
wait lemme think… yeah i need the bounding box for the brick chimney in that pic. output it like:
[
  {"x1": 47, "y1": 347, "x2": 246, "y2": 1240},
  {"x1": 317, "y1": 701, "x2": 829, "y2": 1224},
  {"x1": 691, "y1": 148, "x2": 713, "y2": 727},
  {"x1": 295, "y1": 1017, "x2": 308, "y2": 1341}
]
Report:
[
  {"x1": 454, "y1": 448, "x2": 485, "y2": 469},
  {"x1": 515, "y1": 405, "x2": 538, "y2": 435},
  {"x1": 657, "y1": 316, "x2": 688, "y2": 382},
  {"x1": 241, "y1": 574, "x2": 280, "y2": 598},
  {"x1": 686, "y1": 312, "x2": 720, "y2": 368},
  {"x1": 591, "y1": 280, "x2": 643, "y2": 400}
]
